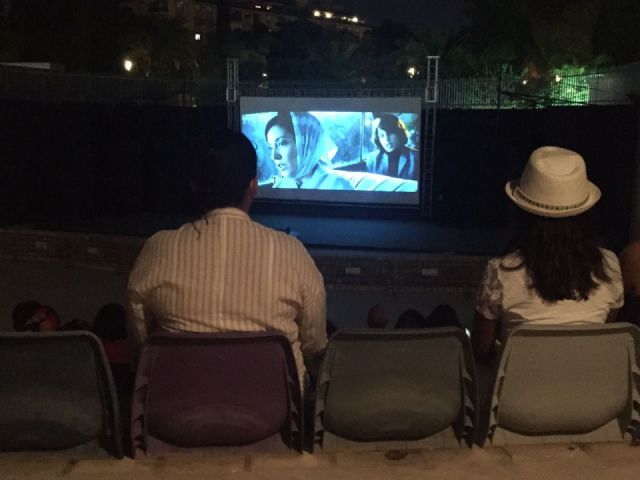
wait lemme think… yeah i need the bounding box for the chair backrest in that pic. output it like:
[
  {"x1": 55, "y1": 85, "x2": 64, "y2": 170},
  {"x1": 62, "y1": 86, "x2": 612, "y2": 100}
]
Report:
[
  {"x1": 131, "y1": 330, "x2": 302, "y2": 456},
  {"x1": 487, "y1": 323, "x2": 640, "y2": 445},
  {"x1": 314, "y1": 328, "x2": 476, "y2": 451},
  {"x1": 0, "y1": 331, "x2": 123, "y2": 457}
]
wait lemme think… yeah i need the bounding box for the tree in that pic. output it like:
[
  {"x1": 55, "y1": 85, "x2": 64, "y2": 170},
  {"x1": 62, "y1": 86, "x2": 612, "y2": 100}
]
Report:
[
  {"x1": 1, "y1": 0, "x2": 196, "y2": 74},
  {"x1": 459, "y1": 0, "x2": 604, "y2": 78},
  {"x1": 267, "y1": 20, "x2": 360, "y2": 81},
  {"x1": 119, "y1": 16, "x2": 197, "y2": 76},
  {"x1": 592, "y1": 0, "x2": 640, "y2": 65}
]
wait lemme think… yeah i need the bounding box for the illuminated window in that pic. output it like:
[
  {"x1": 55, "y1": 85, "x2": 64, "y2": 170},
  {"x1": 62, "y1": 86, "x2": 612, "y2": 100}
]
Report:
[{"x1": 194, "y1": 33, "x2": 201, "y2": 40}]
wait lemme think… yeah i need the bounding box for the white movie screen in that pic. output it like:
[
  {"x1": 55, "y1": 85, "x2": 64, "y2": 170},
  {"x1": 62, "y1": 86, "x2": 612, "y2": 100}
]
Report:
[{"x1": 240, "y1": 97, "x2": 422, "y2": 205}]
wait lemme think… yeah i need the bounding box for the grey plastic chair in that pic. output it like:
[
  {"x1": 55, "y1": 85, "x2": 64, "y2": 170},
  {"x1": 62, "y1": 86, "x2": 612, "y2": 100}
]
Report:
[
  {"x1": 0, "y1": 331, "x2": 123, "y2": 457},
  {"x1": 485, "y1": 323, "x2": 640, "y2": 446},
  {"x1": 314, "y1": 328, "x2": 477, "y2": 452}
]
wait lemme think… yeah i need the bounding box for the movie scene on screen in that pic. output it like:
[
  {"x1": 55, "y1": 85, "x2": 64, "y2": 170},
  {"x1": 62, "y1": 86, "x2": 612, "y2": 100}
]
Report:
[{"x1": 240, "y1": 97, "x2": 422, "y2": 206}]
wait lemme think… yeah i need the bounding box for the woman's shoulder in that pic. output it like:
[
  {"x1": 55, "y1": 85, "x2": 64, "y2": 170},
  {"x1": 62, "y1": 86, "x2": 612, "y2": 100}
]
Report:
[
  {"x1": 599, "y1": 247, "x2": 619, "y2": 262},
  {"x1": 599, "y1": 247, "x2": 622, "y2": 275},
  {"x1": 488, "y1": 252, "x2": 524, "y2": 270}
]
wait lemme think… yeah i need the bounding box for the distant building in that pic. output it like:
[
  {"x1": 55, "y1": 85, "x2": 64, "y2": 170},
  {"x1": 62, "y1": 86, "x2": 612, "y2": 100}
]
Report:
[
  {"x1": 127, "y1": 0, "x2": 370, "y2": 39},
  {"x1": 128, "y1": 1, "x2": 218, "y2": 34}
]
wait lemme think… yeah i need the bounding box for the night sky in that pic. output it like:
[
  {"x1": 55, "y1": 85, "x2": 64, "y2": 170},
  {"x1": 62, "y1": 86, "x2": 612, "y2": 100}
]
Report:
[{"x1": 338, "y1": 0, "x2": 467, "y2": 33}]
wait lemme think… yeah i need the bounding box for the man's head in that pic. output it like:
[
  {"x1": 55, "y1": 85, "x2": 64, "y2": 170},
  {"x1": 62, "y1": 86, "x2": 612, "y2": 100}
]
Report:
[
  {"x1": 193, "y1": 130, "x2": 258, "y2": 212},
  {"x1": 12, "y1": 301, "x2": 61, "y2": 332},
  {"x1": 367, "y1": 304, "x2": 388, "y2": 329}
]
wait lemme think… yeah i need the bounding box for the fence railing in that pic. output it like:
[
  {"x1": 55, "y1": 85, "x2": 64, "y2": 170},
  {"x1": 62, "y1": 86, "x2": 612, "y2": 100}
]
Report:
[{"x1": 1, "y1": 63, "x2": 639, "y2": 108}]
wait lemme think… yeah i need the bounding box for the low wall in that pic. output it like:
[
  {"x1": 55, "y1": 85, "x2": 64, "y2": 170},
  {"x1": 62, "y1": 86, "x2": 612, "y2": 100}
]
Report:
[{"x1": 0, "y1": 228, "x2": 487, "y2": 294}]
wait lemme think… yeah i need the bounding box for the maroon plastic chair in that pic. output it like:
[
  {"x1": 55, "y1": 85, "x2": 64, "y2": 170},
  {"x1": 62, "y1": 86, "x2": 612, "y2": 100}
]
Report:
[{"x1": 131, "y1": 331, "x2": 302, "y2": 456}]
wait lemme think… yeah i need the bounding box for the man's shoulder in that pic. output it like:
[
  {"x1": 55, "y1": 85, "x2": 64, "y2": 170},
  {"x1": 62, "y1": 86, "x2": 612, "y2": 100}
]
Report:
[
  {"x1": 145, "y1": 222, "x2": 190, "y2": 243},
  {"x1": 143, "y1": 227, "x2": 177, "y2": 247},
  {"x1": 139, "y1": 221, "x2": 204, "y2": 255}
]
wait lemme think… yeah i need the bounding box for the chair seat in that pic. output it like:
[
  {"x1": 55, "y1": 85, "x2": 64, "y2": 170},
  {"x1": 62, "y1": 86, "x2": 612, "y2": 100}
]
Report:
[
  {"x1": 1, "y1": 419, "x2": 101, "y2": 450},
  {"x1": 325, "y1": 393, "x2": 460, "y2": 441},
  {"x1": 148, "y1": 401, "x2": 288, "y2": 447}
]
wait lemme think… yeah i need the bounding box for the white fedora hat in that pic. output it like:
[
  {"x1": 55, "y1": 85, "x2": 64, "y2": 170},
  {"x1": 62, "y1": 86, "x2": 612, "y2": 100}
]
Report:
[{"x1": 505, "y1": 146, "x2": 601, "y2": 218}]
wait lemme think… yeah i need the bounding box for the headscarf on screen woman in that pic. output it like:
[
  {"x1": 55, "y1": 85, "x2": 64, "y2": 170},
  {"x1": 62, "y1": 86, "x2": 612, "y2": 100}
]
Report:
[
  {"x1": 290, "y1": 112, "x2": 325, "y2": 181},
  {"x1": 267, "y1": 112, "x2": 352, "y2": 190}
]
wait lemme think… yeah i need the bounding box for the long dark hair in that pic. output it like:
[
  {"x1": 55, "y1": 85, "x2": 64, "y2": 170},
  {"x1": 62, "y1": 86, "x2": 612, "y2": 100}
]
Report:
[{"x1": 503, "y1": 209, "x2": 610, "y2": 302}]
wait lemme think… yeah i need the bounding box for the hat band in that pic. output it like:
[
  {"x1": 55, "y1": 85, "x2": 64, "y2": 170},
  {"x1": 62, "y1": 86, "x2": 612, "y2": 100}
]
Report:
[{"x1": 514, "y1": 187, "x2": 590, "y2": 212}]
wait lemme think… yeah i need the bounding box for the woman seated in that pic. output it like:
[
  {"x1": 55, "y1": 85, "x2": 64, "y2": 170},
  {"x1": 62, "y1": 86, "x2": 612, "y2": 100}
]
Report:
[
  {"x1": 472, "y1": 146, "x2": 624, "y2": 364},
  {"x1": 265, "y1": 112, "x2": 353, "y2": 190}
]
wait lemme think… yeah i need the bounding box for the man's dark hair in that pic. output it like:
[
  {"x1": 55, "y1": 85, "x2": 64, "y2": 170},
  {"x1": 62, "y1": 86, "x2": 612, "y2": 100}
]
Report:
[
  {"x1": 190, "y1": 130, "x2": 257, "y2": 210},
  {"x1": 503, "y1": 209, "x2": 610, "y2": 302},
  {"x1": 93, "y1": 302, "x2": 127, "y2": 341},
  {"x1": 12, "y1": 300, "x2": 41, "y2": 331}
]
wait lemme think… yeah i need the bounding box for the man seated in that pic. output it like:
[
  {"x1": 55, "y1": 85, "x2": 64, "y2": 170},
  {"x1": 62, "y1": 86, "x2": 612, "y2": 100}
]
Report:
[{"x1": 126, "y1": 130, "x2": 327, "y2": 386}]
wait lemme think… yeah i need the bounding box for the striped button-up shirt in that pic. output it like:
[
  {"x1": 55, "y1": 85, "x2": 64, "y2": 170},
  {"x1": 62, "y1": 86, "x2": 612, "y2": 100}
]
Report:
[{"x1": 127, "y1": 207, "x2": 327, "y2": 380}]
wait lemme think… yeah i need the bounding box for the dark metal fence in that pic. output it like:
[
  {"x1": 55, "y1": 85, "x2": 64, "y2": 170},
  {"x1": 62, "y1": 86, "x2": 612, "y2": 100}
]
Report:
[{"x1": 1, "y1": 63, "x2": 639, "y2": 108}]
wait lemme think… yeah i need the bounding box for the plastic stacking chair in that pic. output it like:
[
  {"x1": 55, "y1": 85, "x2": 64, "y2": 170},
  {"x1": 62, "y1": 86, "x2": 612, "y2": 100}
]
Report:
[
  {"x1": 131, "y1": 331, "x2": 302, "y2": 457},
  {"x1": 314, "y1": 328, "x2": 477, "y2": 452},
  {"x1": 485, "y1": 323, "x2": 640, "y2": 446},
  {"x1": 0, "y1": 332, "x2": 123, "y2": 457}
]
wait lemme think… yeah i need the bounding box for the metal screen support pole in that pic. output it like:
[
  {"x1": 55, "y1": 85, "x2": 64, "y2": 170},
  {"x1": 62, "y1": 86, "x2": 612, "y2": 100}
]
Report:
[
  {"x1": 226, "y1": 58, "x2": 239, "y2": 131},
  {"x1": 422, "y1": 56, "x2": 439, "y2": 217}
]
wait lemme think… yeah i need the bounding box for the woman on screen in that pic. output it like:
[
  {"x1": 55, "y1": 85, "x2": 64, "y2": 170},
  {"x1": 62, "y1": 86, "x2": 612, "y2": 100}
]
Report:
[
  {"x1": 365, "y1": 114, "x2": 418, "y2": 180},
  {"x1": 265, "y1": 112, "x2": 353, "y2": 190}
]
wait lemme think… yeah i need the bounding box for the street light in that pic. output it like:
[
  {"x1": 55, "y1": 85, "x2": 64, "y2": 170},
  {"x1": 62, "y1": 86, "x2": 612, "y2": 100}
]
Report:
[
  {"x1": 123, "y1": 58, "x2": 134, "y2": 72},
  {"x1": 407, "y1": 66, "x2": 417, "y2": 78}
]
